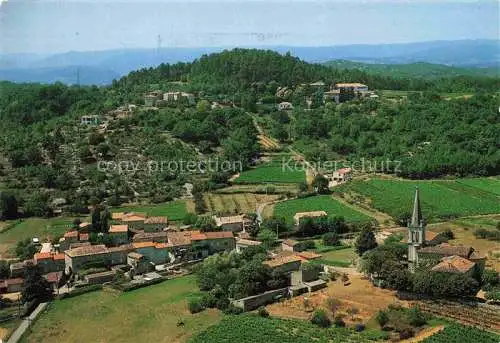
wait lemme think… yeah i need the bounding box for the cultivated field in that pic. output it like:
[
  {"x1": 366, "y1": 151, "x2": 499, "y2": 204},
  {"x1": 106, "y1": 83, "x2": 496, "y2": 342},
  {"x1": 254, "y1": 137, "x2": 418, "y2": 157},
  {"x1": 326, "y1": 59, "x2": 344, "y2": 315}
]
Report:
[
  {"x1": 20, "y1": 276, "x2": 221, "y2": 343},
  {"x1": 339, "y1": 178, "x2": 500, "y2": 221},
  {"x1": 456, "y1": 177, "x2": 500, "y2": 196},
  {"x1": 213, "y1": 184, "x2": 299, "y2": 194},
  {"x1": 234, "y1": 159, "x2": 305, "y2": 184},
  {"x1": 202, "y1": 193, "x2": 280, "y2": 214},
  {"x1": 189, "y1": 313, "x2": 381, "y2": 343},
  {"x1": 111, "y1": 200, "x2": 188, "y2": 221},
  {"x1": 0, "y1": 217, "x2": 77, "y2": 258},
  {"x1": 272, "y1": 195, "x2": 372, "y2": 224}
]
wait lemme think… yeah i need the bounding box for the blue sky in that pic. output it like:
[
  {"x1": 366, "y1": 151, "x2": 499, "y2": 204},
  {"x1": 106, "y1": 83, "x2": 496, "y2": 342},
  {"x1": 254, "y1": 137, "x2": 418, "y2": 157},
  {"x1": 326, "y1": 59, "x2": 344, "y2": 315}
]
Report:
[{"x1": 0, "y1": 0, "x2": 498, "y2": 54}]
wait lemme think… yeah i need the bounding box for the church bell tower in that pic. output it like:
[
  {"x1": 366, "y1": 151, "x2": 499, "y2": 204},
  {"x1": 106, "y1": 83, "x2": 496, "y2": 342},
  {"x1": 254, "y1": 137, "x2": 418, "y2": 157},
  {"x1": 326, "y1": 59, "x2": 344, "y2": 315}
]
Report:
[{"x1": 408, "y1": 186, "x2": 425, "y2": 272}]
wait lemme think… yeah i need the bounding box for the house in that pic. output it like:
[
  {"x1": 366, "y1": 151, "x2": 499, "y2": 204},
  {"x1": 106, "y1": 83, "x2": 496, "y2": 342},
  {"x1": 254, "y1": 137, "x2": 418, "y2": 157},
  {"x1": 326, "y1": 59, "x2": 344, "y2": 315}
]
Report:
[
  {"x1": 213, "y1": 215, "x2": 247, "y2": 232},
  {"x1": 430, "y1": 256, "x2": 476, "y2": 276},
  {"x1": 324, "y1": 89, "x2": 341, "y2": 104},
  {"x1": 236, "y1": 238, "x2": 262, "y2": 253},
  {"x1": 142, "y1": 216, "x2": 168, "y2": 232},
  {"x1": 34, "y1": 252, "x2": 65, "y2": 274},
  {"x1": 80, "y1": 115, "x2": 99, "y2": 125},
  {"x1": 278, "y1": 102, "x2": 293, "y2": 111},
  {"x1": 9, "y1": 261, "x2": 30, "y2": 278},
  {"x1": 0, "y1": 278, "x2": 24, "y2": 293},
  {"x1": 294, "y1": 251, "x2": 322, "y2": 262},
  {"x1": 108, "y1": 225, "x2": 129, "y2": 245},
  {"x1": 282, "y1": 239, "x2": 300, "y2": 252},
  {"x1": 191, "y1": 231, "x2": 236, "y2": 258},
  {"x1": 263, "y1": 254, "x2": 302, "y2": 273},
  {"x1": 127, "y1": 252, "x2": 150, "y2": 274},
  {"x1": 330, "y1": 168, "x2": 352, "y2": 184},
  {"x1": 132, "y1": 242, "x2": 170, "y2": 265},
  {"x1": 43, "y1": 271, "x2": 63, "y2": 291},
  {"x1": 111, "y1": 212, "x2": 147, "y2": 229},
  {"x1": 65, "y1": 244, "x2": 110, "y2": 273},
  {"x1": 310, "y1": 81, "x2": 325, "y2": 88},
  {"x1": 293, "y1": 211, "x2": 327, "y2": 226},
  {"x1": 59, "y1": 230, "x2": 89, "y2": 251},
  {"x1": 335, "y1": 83, "x2": 369, "y2": 92},
  {"x1": 132, "y1": 231, "x2": 168, "y2": 243}
]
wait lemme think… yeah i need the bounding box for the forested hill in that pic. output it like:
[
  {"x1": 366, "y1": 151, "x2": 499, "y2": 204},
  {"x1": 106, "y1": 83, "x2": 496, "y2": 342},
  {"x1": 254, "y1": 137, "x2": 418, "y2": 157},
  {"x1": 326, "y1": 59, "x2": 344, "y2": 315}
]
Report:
[{"x1": 116, "y1": 49, "x2": 500, "y2": 94}]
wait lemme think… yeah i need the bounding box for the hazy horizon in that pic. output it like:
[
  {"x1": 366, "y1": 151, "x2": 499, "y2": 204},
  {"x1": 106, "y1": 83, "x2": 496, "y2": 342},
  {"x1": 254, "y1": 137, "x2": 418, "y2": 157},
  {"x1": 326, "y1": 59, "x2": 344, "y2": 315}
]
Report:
[{"x1": 1, "y1": 0, "x2": 499, "y2": 55}]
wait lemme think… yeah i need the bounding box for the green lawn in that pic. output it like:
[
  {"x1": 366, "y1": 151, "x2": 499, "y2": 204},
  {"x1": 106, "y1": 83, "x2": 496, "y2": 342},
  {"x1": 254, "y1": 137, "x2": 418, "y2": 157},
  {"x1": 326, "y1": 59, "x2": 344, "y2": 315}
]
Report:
[
  {"x1": 0, "y1": 217, "x2": 77, "y2": 257},
  {"x1": 111, "y1": 200, "x2": 189, "y2": 221},
  {"x1": 189, "y1": 314, "x2": 383, "y2": 343},
  {"x1": 273, "y1": 195, "x2": 372, "y2": 224},
  {"x1": 340, "y1": 178, "x2": 500, "y2": 221},
  {"x1": 21, "y1": 276, "x2": 221, "y2": 343},
  {"x1": 235, "y1": 160, "x2": 305, "y2": 184}
]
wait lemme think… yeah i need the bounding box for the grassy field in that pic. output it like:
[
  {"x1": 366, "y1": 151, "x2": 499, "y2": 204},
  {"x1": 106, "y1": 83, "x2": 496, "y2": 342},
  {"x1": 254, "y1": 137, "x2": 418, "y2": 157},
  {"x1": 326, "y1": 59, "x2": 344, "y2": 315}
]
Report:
[
  {"x1": 202, "y1": 193, "x2": 280, "y2": 214},
  {"x1": 0, "y1": 217, "x2": 77, "y2": 258},
  {"x1": 340, "y1": 178, "x2": 500, "y2": 221},
  {"x1": 234, "y1": 159, "x2": 305, "y2": 184},
  {"x1": 316, "y1": 246, "x2": 357, "y2": 267},
  {"x1": 111, "y1": 200, "x2": 188, "y2": 221},
  {"x1": 456, "y1": 177, "x2": 500, "y2": 196},
  {"x1": 272, "y1": 195, "x2": 372, "y2": 224},
  {"x1": 189, "y1": 314, "x2": 381, "y2": 343},
  {"x1": 21, "y1": 276, "x2": 221, "y2": 343}
]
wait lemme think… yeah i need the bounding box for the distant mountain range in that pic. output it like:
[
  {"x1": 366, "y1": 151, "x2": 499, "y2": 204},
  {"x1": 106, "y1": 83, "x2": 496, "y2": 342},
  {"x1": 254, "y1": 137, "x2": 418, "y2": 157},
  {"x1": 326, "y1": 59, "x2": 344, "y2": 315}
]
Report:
[{"x1": 0, "y1": 40, "x2": 498, "y2": 85}]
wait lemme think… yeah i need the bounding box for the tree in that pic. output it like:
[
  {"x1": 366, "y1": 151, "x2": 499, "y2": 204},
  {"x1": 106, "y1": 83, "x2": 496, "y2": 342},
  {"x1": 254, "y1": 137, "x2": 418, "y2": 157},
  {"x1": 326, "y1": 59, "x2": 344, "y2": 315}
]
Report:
[
  {"x1": 21, "y1": 262, "x2": 53, "y2": 304},
  {"x1": 376, "y1": 310, "x2": 389, "y2": 327},
  {"x1": 311, "y1": 309, "x2": 331, "y2": 328},
  {"x1": 91, "y1": 206, "x2": 102, "y2": 232},
  {"x1": 323, "y1": 232, "x2": 340, "y2": 246},
  {"x1": 257, "y1": 229, "x2": 277, "y2": 249},
  {"x1": 15, "y1": 238, "x2": 37, "y2": 260},
  {"x1": 312, "y1": 174, "x2": 329, "y2": 194},
  {"x1": 355, "y1": 225, "x2": 378, "y2": 256},
  {"x1": 0, "y1": 261, "x2": 10, "y2": 279},
  {"x1": 0, "y1": 192, "x2": 18, "y2": 219},
  {"x1": 196, "y1": 100, "x2": 211, "y2": 113}
]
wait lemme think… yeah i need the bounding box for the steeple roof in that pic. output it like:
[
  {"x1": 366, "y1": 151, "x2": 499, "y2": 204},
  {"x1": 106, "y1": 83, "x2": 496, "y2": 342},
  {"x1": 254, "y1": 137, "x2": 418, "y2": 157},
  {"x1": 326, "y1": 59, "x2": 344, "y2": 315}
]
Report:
[{"x1": 410, "y1": 186, "x2": 422, "y2": 226}]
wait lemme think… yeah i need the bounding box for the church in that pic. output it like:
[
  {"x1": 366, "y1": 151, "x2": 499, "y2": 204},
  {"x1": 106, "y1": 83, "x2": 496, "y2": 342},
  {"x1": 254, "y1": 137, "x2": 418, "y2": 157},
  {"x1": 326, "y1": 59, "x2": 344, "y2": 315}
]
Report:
[{"x1": 406, "y1": 187, "x2": 485, "y2": 275}]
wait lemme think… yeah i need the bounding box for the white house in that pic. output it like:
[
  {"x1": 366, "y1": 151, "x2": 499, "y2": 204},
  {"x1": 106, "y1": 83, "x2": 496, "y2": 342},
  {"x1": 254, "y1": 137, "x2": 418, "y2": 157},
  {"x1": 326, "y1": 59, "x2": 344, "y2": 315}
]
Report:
[{"x1": 278, "y1": 102, "x2": 293, "y2": 111}]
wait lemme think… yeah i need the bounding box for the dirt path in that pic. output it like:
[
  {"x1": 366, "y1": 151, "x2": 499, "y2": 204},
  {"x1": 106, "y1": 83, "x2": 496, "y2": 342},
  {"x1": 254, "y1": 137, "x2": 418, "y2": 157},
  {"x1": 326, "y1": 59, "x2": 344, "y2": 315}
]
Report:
[{"x1": 401, "y1": 325, "x2": 445, "y2": 343}]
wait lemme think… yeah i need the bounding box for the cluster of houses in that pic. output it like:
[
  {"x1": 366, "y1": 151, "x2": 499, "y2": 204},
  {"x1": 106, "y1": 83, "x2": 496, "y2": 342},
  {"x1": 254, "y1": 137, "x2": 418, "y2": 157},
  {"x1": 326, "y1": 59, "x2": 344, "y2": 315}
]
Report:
[
  {"x1": 1, "y1": 210, "x2": 333, "y2": 295},
  {"x1": 144, "y1": 90, "x2": 195, "y2": 107}
]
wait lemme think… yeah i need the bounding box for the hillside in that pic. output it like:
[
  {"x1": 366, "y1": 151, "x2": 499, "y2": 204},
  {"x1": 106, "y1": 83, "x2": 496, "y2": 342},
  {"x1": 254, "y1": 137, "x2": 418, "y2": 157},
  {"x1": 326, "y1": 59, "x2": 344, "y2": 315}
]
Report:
[{"x1": 324, "y1": 60, "x2": 500, "y2": 79}]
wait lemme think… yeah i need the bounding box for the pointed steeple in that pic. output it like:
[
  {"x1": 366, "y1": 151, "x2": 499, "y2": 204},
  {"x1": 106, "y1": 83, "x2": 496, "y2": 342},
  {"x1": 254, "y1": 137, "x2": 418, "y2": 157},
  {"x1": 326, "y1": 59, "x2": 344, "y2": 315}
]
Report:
[{"x1": 410, "y1": 186, "x2": 422, "y2": 226}]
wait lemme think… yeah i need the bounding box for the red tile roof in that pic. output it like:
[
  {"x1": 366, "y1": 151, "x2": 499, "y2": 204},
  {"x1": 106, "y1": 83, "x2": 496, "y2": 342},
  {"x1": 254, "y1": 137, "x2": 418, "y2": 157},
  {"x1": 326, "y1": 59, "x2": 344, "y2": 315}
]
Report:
[
  {"x1": 431, "y1": 256, "x2": 475, "y2": 274},
  {"x1": 53, "y1": 253, "x2": 65, "y2": 261},
  {"x1": 191, "y1": 231, "x2": 234, "y2": 241},
  {"x1": 133, "y1": 242, "x2": 156, "y2": 249},
  {"x1": 64, "y1": 231, "x2": 79, "y2": 238},
  {"x1": 109, "y1": 225, "x2": 128, "y2": 233},
  {"x1": 34, "y1": 252, "x2": 53, "y2": 261}
]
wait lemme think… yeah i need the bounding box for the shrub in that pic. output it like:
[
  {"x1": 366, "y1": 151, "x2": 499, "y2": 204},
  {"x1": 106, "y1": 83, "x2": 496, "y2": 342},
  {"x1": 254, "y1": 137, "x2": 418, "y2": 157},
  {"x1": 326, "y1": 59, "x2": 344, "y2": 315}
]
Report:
[
  {"x1": 188, "y1": 298, "x2": 205, "y2": 314},
  {"x1": 311, "y1": 309, "x2": 331, "y2": 328},
  {"x1": 295, "y1": 240, "x2": 315, "y2": 252},
  {"x1": 376, "y1": 310, "x2": 389, "y2": 327},
  {"x1": 222, "y1": 304, "x2": 244, "y2": 315},
  {"x1": 355, "y1": 323, "x2": 366, "y2": 332},
  {"x1": 406, "y1": 305, "x2": 426, "y2": 327},
  {"x1": 333, "y1": 315, "x2": 345, "y2": 327},
  {"x1": 442, "y1": 228, "x2": 454, "y2": 240},
  {"x1": 258, "y1": 306, "x2": 270, "y2": 318},
  {"x1": 323, "y1": 232, "x2": 341, "y2": 246},
  {"x1": 200, "y1": 292, "x2": 217, "y2": 308},
  {"x1": 399, "y1": 328, "x2": 414, "y2": 340}
]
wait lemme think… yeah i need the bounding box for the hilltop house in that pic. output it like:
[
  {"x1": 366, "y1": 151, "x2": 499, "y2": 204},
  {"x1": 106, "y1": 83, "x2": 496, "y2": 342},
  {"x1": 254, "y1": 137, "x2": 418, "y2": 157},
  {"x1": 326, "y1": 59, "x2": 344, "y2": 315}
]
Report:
[
  {"x1": 80, "y1": 115, "x2": 99, "y2": 125},
  {"x1": 335, "y1": 83, "x2": 369, "y2": 92},
  {"x1": 293, "y1": 211, "x2": 327, "y2": 226}
]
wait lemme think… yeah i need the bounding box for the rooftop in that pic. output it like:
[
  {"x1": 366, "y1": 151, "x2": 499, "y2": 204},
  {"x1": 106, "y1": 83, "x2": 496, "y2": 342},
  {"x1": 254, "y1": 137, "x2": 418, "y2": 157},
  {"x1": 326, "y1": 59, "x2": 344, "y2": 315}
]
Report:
[
  {"x1": 236, "y1": 238, "x2": 262, "y2": 246},
  {"x1": 66, "y1": 244, "x2": 108, "y2": 258},
  {"x1": 263, "y1": 254, "x2": 302, "y2": 268},
  {"x1": 63, "y1": 231, "x2": 79, "y2": 238},
  {"x1": 191, "y1": 231, "x2": 234, "y2": 241},
  {"x1": 167, "y1": 231, "x2": 196, "y2": 247},
  {"x1": 133, "y1": 242, "x2": 156, "y2": 249},
  {"x1": 133, "y1": 231, "x2": 168, "y2": 241},
  {"x1": 144, "y1": 216, "x2": 168, "y2": 224},
  {"x1": 213, "y1": 215, "x2": 245, "y2": 226},
  {"x1": 109, "y1": 224, "x2": 129, "y2": 233},
  {"x1": 419, "y1": 244, "x2": 473, "y2": 259},
  {"x1": 336, "y1": 82, "x2": 368, "y2": 88},
  {"x1": 282, "y1": 239, "x2": 299, "y2": 247},
  {"x1": 295, "y1": 251, "x2": 322, "y2": 260},
  {"x1": 128, "y1": 252, "x2": 144, "y2": 259},
  {"x1": 431, "y1": 255, "x2": 476, "y2": 274}
]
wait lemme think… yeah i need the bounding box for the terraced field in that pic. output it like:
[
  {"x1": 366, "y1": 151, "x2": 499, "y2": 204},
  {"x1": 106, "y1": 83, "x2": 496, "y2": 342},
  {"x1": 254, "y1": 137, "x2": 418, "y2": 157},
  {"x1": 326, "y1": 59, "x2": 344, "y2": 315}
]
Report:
[
  {"x1": 339, "y1": 178, "x2": 500, "y2": 221},
  {"x1": 234, "y1": 159, "x2": 306, "y2": 184},
  {"x1": 203, "y1": 193, "x2": 280, "y2": 214}
]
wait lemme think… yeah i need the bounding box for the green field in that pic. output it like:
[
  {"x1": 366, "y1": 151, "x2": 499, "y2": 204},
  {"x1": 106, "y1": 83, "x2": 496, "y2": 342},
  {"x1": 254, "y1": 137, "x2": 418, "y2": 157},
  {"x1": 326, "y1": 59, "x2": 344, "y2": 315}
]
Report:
[
  {"x1": 273, "y1": 195, "x2": 372, "y2": 224},
  {"x1": 111, "y1": 200, "x2": 189, "y2": 221},
  {"x1": 234, "y1": 160, "x2": 305, "y2": 184},
  {"x1": 189, "y1": 314, "x2": 382, "y2": 343},
  {"x1": 456, "y1": 177, "x2": 500, "y2": 196},
  {"x1": 21, "y1": 276, "x2": 221, "y2": 343},
  {"x1": 421, "y1": 324, "x2": 499, "y2": 343},
  {"x1": 0, "y1": 217, "x2": 77, "y2": 258},
  {"x1": 340, "y1": 178, "x2": 500, "y2": 221}
]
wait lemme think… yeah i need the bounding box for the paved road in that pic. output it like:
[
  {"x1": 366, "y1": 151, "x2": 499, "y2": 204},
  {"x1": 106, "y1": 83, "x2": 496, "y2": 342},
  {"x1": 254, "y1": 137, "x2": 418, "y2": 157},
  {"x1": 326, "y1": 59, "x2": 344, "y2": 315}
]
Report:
[{"x1": 7, "y1": 303, "x2": 48, "y2": 343}]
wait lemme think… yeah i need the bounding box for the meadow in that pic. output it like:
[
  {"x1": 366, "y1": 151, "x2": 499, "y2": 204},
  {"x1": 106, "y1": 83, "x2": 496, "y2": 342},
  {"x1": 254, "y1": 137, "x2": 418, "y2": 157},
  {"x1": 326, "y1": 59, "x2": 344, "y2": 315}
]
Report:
[
  {"x1": 20, "y1": 276, "x2": 221, "y2": 343},
  {"x1": 234, "y1": 159, "x2": 305, "y2": 184},
  {"x1": 189, "y1": 314, "x2": 380, "y2": 343},
  {"x1": 111, "y1": 200, "x2": 188, "y2": 221},
  {"x1": 0, "y1": 217, "x2": 77, "y2": 258},
  {"x1": 272, "y1": 195, "x2": 372, "y2": 224},
  {"x1": 339, "y1": 178, "x2": 500, "y2": 221}
]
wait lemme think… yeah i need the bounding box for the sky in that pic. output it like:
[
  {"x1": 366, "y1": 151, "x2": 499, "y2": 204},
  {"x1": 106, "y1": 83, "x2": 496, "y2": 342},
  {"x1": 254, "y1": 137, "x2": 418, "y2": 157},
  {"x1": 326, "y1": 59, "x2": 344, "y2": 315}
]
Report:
[{"x1": 0, "y1": 0, "x2": 498, "y2": 54}]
